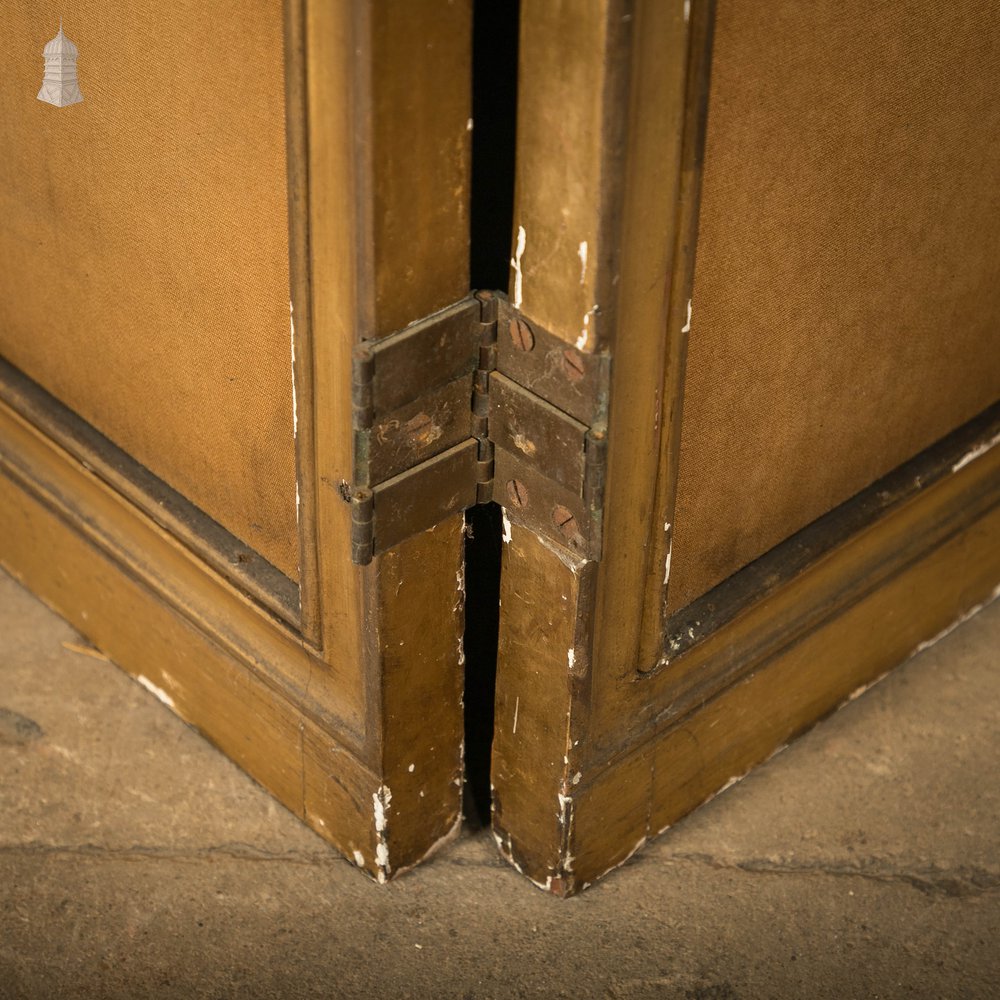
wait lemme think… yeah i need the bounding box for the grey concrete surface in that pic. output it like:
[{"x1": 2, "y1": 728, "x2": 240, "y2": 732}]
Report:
[{"x1": 1, "y1": 566, "x2": 998, "y2": 999}]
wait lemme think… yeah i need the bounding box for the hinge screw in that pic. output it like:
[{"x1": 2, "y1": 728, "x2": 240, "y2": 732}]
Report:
[
  {"x1": 561, "y1": 348, "x2": 585, "y2": 382},
  {"x1": 552, "y1": 504, "x2": 581, "y2": 543},
  {"x1": 506, "y1": 479, "x2": 529, "y2": 508},
  {"x1": 509, "y1": 317, "x2": 535, "y2": 352}
]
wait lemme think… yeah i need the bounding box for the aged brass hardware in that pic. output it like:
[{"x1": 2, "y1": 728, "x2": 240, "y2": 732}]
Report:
[{"x1": 349, "y1": 292, "x2": 610, "y2": 564}]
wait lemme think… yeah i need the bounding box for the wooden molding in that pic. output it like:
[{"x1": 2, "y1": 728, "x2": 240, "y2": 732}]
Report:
[
  {"x1": 492, "y1": 411, "x2": 1000, "y2": 893},
  {"x1": 0, "y1": 0, "x2": 472, "y2": 883}
]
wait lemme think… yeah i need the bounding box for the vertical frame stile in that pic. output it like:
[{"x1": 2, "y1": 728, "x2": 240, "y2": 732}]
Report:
[
  {"x1": 302, "y1": 0, "x2": 370, "y2": 723},
  {"x1": 284, "y1": 0, "x2": 321, "y2": 644},
  {"x1": 635, "y1": 0, "x2": 716, "y2": 670},
  {"x1": 304, "y1": 0, "x2": 473, "y2": 875},
  {"x1": 493, "y1": 0, "x2": 1000, "y2": 897}
]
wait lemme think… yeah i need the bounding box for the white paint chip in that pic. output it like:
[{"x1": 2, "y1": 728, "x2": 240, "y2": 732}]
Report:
[
  {"x1": 408, "y1": 763, "x2": 415, "y2": 773},
  {"x1": 952, "y1": 430, "x2": 1000, "y2": 474},
  {"x1": 375, "y1": 841, "x2": 390, "y2": 881},
  {"x1": 681, "y1": 298, "x2": 692, "y2": 334},
  {"x1": 577, "y1": 305, "x2": 598, "y2": 351},
  {"x1": 512, "y1": 696, "x2": 520, "y2": 735},
  {"x1": 373, "y1": 785, "x2": 392, "y2": 833},
  {"x1": 911, "y1": 582, "x2": 1000, "y2": 656},
  {"x1": 577, "y1": 240, "x2": 588, "y2": 285},
  {"x1": 511, "y1": 225, "x2": 527, "y2": 308},
  {"x1": 352, "y1": 849, "x2": 365, "y2": 867},
  {"x1": 136, "y1": 675, "x2": 175, "y2": 710},
  {"x1": 502, "y1": 510, "x2": 513, "y2": 545},
  {"x1": 567, "y1": 648, "x2": 575, "y2": 671}
]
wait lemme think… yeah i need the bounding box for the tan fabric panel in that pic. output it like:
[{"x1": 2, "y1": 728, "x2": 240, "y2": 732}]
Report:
[
  {"x1": 667, "y1": 0, "x2": 1000, "y2": 613},
  {"x1": 0, "y1": 1, "x2": 298, "y2": 580}
]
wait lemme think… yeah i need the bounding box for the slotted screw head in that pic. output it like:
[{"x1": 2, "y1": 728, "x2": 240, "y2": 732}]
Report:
[
  {"x1": 506, "y1": 479, "x2": 528, "y2": 508},
  {"x1": 508, "y1": 317, "x2": 535, "y2": 352},
  {"x1": 552, "y1": 504, "x2": 581, "y2": 543},
  {"x1": 561, "y1": 348, "x2": 585, "y2": 382}
]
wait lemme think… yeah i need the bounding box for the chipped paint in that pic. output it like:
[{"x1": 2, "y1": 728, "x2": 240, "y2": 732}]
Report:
[
  {"x1": 512, "y1": 696, "x2": 520, "y2": 735},
  {"x1": 577, "y1": 304, "x2": 598, "y2": 351},
  {"x1": 389, "y1": 809, "x2": 462, "y2": 882},
  {"x1": 572, "y1": 771, "x2": 582, "y2": 785},
  {"x1": 501, "y1": 510, "x2": 513, "y2": 544},
  {"x1": 951, "y1": 430, "x2": 1000, "y2": 474},
  {"x1": 136, "y1": 675, "x2": 175, "y2": 709},
  {"x1": 372, "y1": 785, "x2": 393, "y2": 883},
  {"x1": 352, "y1": 849, "x2": 365, "y2": 867},
  {"x1": 512, "y1": 432, "x2": 537, "y2": 457},
  {"x1": 374, "y1": 842, "x2": 390, "y2": 882},
  {"x1": 466, "y1": 117, "x2": 474, "y2": 131},
  {"x1": 911, "y1": 582, "x2": 1000, "y2": 655},
  {"x1": 408, "y1": 763, "x2": 415, "y2": 773},
  {"x1": 290, "y1": 301, "x2": 300, "y2": 531},
  {"x1": 681, "y1": 298, "x2": 692, "y2": 334},
  {"x1": 557, "y1": 792, "x2": 572, "y2": 824},
  {"x1": 663, "y1": 521, "x2": 673, "y2": 585},
  {"x1": 289, "y1": 301, "x2": 298, "y2": 436},
  {"x1": 493, "y1": 828, "x2": 557, "y2": 893},
  {"x1": 577, "y1": 240, "x2": 588, "y2": 285},
  {"x1": 373, "y1": 785, "x2": 392, "y2": 833},
  {"x1": 567, "y1": 648, "x2": 575, "y2": 671},
  {"x1": 511, "y1": 225, "x2": 527, "y2": 308}
]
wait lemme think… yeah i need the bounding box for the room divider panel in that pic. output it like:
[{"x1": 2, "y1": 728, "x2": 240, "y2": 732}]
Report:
[
  {"x1": 490, "y1": 0, "x2": 1000, "y2": 893},
  {"x1": 2, "y1": 0, "x2": 998, "y2": 894},
  {"x1": 0, "y1": 0, "x2": 473, "y2": 882}
]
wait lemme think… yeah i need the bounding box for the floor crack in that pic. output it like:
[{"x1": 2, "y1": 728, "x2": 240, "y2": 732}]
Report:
[{"x1": 666, "y1": 851, "x2": 1000, "y2": 898}]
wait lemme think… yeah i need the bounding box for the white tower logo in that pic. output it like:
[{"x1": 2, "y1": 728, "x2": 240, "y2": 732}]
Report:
[{"x1": 37, "y1": 20, "x2": 84, "y2": 108}]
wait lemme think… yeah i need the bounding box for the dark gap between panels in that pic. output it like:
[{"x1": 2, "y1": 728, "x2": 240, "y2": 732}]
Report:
[{"x1": 463, "y1": 0, "x2": 519, "y2": 826}]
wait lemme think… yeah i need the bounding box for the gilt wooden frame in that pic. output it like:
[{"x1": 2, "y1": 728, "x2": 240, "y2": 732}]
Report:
[
  {"x1": 0, "y1": 0, "x2": 473, "y2": 882},
  {"x1": 490, "y1": 0, "x2": 1000, "y2": 894}
]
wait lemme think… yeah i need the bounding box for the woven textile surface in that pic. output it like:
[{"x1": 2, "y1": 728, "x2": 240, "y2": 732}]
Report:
[
  {"x1": 0, "y1": 1, "x2": 298, "y2": 580},
  {"x1": 667, "y1": 0, "x2": 1000, "y2": 613}
]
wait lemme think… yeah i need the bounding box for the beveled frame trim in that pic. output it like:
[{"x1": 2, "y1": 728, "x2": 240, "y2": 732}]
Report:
[
  {"x1": 491, "y1": 0, "x2": 1000, "y2": 893},
  {"x1": 0, "y1": 0, "x2": 472, "y2": 883}
]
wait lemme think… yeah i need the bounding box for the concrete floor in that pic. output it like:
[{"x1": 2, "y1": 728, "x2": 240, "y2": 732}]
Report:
[{"x1": 1, "y1": 568, "x2": 999, "y2": 1000}]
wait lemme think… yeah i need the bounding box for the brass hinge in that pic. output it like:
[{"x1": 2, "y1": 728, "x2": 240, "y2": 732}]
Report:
[
  {"x1": 487, "y1": 296, "x2": 609, "y2": 561},
  {"x1": 349, "y1": 292, "x2": 608, "y2": 564}
]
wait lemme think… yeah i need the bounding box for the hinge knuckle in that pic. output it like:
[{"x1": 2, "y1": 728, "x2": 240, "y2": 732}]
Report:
[
  {"x1": 584, "y1": 425, "x2": 608, "y2": 511},
  {"x1": 350, "y1": 489, "x2": 374, "y2": 565},
  {"x1": 476, "y1": 437, "x2": 495, "y2": 504}
]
